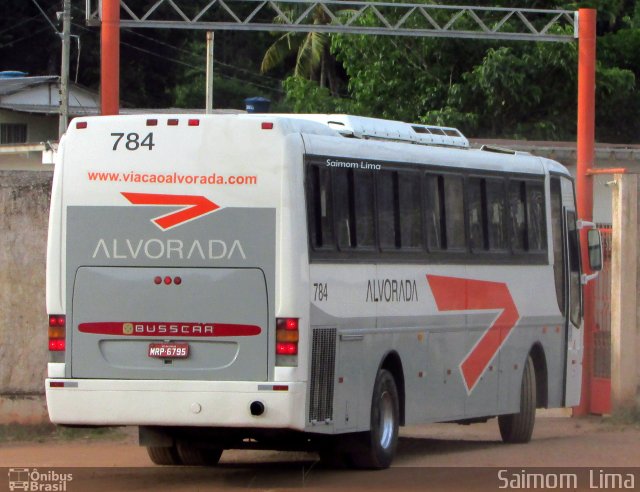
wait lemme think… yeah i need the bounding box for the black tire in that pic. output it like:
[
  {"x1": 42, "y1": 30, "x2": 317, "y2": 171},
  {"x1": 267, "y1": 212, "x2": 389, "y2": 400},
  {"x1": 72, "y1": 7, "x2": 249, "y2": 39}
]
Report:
[
  {"x1": 349, "y1": 369, "x2": 399, "y2": 469},
  {"x1": 176, "y1": 442, "x2": 223, "y2": 466},
  {"x1": 146, "y1": 445, "x2": 182, "y2": 466},
  {"x1": 499, "y1": 355, "x2": 536, "y2": 443}
]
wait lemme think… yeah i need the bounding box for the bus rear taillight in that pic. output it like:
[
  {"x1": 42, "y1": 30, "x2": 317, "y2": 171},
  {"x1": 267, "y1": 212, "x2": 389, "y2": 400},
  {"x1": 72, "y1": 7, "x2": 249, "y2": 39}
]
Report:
[
  {"x1": 276, "y1": 318, "x2": 298, "y2": 366},
  {"x1": 48, "y1": 315, "x2": 66, "y2": 351}
]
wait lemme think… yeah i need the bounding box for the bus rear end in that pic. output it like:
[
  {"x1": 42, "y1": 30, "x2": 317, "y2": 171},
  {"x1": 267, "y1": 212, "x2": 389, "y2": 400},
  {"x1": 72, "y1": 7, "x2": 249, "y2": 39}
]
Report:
[{"x1": 45, "y1": 115, "x2": 309, "y2": 461}]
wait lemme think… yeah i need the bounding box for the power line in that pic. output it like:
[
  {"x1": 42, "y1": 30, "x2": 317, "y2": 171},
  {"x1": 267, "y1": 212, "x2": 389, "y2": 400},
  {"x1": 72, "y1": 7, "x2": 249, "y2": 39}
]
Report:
[
  {"x1": 0, "y1": 14, "x2": 40, "y2": 37},
  {"x1": 31, "y1": 0, "x2": 59, "y2": 34},
  {"x1": 67, "y1": 4, "x2": 286, "y2": 87},
  {"x1": 120, "y1": 40, "x2": 283, "y2": 93},
  {"x1": 0, "y1": 25, "x2": 51, "y2": 50},
  {"x1": 71, "y1": 21, "x2": 284, "y2": 94},
  {"x1": 121, "y1": 27, "x2": 285, "y2": 84}
]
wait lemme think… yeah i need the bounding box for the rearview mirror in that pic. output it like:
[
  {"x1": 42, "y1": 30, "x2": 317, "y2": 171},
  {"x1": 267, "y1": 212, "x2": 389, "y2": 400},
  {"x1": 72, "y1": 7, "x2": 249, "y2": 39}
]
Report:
[{"x1": 587, "y1": 229, "x2": 603, "y2": 272}]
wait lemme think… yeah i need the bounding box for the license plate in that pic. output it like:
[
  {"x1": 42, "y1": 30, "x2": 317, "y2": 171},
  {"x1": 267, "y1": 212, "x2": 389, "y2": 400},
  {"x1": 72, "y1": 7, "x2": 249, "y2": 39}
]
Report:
[{"x1": 148, "y1": 342, "x2": 189, "y2": 359}]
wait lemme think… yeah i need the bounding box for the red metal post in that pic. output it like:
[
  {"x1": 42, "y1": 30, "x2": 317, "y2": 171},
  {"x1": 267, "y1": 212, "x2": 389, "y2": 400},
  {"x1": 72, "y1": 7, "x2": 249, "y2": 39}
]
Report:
[
  {"x1": 101, "y1": 0, "x2": 120, "y2": 115},
  {"x1": 574, "y1": 8, "x2": 597, "y2": 416}
]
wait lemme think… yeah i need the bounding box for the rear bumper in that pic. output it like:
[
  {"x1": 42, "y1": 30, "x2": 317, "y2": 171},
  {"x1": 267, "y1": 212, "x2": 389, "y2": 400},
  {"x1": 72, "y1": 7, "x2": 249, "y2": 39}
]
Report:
[{"x1": 45, "y1": 378, "x2": 306, "y2": 430}]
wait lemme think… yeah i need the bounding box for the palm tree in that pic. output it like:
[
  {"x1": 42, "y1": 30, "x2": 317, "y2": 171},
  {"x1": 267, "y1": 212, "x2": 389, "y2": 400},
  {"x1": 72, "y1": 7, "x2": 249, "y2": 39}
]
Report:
[{"x1": 260, "y1": 6, "x2": 343, "y2": 96}]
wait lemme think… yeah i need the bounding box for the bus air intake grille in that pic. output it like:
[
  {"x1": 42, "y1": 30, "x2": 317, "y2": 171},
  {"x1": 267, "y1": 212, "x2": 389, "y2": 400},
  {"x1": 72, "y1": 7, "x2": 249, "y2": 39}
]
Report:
[{"x1": 309, "y1": 327, "x2": 336, "y2": 424}]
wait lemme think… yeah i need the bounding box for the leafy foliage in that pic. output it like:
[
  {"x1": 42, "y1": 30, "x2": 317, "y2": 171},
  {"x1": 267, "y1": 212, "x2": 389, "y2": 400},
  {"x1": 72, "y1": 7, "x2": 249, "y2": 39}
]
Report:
[
  {"x1": 284, "y1": 1, "x2": 640, "y2": 142},
  {"x1": 1, "y1": 1, "x2": 639, "y2": 142}
]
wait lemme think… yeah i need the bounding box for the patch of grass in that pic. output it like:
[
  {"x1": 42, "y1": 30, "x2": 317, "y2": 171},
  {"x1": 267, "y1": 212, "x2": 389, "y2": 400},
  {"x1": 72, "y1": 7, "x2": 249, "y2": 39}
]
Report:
[
  {"x1": 602, "y1": 406, "x2": 640, "y2": 429},
  {"x1": 0, "y1": 424, "x2": 129, "y2": 443},
  {"x1": 0, "y1": 423, "x2": 57, "y2": 443}
]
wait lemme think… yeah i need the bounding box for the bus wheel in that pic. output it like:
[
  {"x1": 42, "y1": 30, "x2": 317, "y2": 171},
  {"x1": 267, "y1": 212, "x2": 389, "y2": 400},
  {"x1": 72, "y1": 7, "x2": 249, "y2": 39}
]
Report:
[
  {"x1": 176, "y1": 442, "x2": 223, "y2": 466},
  {"x1": 350, "y1": 369, "x2": 399, "y2": 469},
  {"x1": 146, "y1": 445, "x2": 182, "y2": 466},
  {"x1": 499, "y1": 355, "x2": 536, "y2": 444}
]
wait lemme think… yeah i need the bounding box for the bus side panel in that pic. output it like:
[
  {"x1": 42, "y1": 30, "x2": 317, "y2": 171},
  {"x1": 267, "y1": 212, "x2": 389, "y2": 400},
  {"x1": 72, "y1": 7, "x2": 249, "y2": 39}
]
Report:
[{"x1": 46, "y1": 141, "x2": 65, "y2": 316}]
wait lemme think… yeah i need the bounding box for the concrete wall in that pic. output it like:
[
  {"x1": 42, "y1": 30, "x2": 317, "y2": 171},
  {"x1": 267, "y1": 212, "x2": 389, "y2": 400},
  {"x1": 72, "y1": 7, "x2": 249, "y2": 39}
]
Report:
[{"x1": 0, "y1": 170, "x2": 52, "y2": 423}]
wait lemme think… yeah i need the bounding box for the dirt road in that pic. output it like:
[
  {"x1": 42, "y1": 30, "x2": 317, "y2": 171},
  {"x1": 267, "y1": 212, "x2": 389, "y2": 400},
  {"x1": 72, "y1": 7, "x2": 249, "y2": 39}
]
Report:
[{"x1": 1, "y1": 415, "x2": 638, "y2": 491}]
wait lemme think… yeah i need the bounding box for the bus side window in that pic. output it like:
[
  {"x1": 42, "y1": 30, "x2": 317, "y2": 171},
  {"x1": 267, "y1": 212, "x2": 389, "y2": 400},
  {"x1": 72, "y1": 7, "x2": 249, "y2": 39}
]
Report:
[
  {"x1": 508, "y1": 180, "x2": 526, "y2": 251},
  {"x1": 308, "y1": 165, "x2": 335, "y2": 250},
  {"x1": 486, "y1": 178, "x2": 508, "y2": 251},
  {"x1": 467, "y1": 177, "x2": 487, "y2": 251},
  {"x1": 354, "y1": 172, "x2": 375, "y2": 248},
  {"x1": 443, "y1": 175, "x2": 466, "y2": 250},
  {"x1": 550, "y1": 178, "x2": 565, "y2": 314},
  {"x1": 377, "y1": 170, "x2": 399, "y2": 250},
  {"x1": 398, "y1": 171, "x2": 423, "y2": 249},
  {"x1": 334, "y1": 168, "x2": 375, "y2": 250},
  {"x1": 425, "y1": 174, "x2": 444, "y2": 251},
  {"x1": 566, "y1": 210, "x2": 582, "y2": 326},
  {"x1": 334, "y1": 168, "x2": 354, "y2": 249},
  {"x1": 526, "y1": 182, "x2": 546, "y2": 252}
]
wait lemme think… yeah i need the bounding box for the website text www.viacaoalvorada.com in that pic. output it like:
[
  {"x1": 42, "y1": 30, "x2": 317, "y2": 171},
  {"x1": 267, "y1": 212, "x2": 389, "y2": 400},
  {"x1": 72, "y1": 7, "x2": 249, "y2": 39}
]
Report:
[{"x1": 87, "y1": 170, "x2": 258, "y2": 185}]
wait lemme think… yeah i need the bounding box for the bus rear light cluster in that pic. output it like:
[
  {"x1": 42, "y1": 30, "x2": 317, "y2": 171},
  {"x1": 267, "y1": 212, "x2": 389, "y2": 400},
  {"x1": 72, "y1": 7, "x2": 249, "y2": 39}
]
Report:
[
  {"x1": 276, "y1": 318, "x2": 299, "y2": 366},
  {"x1": 48, "y1": 315, "x2": 66, "y2": 352}
]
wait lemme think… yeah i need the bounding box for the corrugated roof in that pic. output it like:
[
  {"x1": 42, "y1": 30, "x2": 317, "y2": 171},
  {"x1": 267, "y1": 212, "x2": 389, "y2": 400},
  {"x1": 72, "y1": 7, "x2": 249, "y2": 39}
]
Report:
[{"x1": 0, "y1": 75, "x2": 58, "y2": 96}]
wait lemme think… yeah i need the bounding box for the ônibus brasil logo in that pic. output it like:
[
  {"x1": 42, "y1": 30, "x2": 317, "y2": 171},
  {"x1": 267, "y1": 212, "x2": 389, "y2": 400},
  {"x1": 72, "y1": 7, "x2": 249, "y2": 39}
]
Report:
[
  {"x1": 8, "y1": 468, "x2": 73, "y2": 491},
  {"x1": 121, "y1": 192, "x2": 220, "y2": 230}
]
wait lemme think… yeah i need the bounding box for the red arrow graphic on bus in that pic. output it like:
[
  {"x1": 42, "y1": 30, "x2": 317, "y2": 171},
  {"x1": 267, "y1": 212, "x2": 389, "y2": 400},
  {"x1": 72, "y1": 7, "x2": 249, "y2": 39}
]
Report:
[
  {"x1": 121, "y1": 192, "x2": 220, "y2": 230},
  {"x1": 427, "y1": 275, "x2": 520, "y2": 393}
]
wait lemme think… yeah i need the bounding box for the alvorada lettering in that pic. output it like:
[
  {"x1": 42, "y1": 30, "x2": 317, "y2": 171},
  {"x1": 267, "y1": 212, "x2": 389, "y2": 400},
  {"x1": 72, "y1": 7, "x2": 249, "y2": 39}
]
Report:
[{"x1": 92, "y1": 238, "x2": 246, "y2": 260}]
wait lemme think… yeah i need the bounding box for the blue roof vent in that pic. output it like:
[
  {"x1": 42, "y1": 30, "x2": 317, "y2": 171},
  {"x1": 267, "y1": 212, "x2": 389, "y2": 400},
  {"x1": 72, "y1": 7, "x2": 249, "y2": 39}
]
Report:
[
  {"x1": 0, "y1": 71, "x2": 28, "y2": 79},
  {"x1": 244, "y1": 97, "x2": 271, "y2": 113}
]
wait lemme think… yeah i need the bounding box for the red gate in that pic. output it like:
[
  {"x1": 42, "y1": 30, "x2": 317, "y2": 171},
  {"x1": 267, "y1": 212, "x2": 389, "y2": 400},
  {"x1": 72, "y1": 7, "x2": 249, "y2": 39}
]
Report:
[{"x1": 590, "y1": 226, "x2": 612, "y2": 414}]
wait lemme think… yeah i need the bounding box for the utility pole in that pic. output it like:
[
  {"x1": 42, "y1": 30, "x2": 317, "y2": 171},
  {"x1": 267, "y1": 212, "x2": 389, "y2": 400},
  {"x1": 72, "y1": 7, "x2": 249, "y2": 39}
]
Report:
[
  {"x1": 58, "y1": 0, "x2": 71, "y2": 138},
  {"x1": 206, "y1": 32, "x2": 214, "y2": 114}
]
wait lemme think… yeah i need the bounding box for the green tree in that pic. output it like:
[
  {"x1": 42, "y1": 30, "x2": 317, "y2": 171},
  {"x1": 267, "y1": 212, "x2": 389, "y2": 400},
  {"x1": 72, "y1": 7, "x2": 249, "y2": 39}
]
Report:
[
  {"x1": 284, "y1": 0, "x2": 640, "y2": 143},
  {"x1": 261, "y1": 5, "x2": 351, "y2": 95}
]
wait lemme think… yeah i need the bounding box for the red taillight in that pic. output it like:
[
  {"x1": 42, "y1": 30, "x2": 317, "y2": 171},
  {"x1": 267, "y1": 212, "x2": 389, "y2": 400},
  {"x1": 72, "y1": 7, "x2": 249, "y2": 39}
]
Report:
[
  {"x1": 164, "y1": 276, "x2": 172, "y2": 285},
  {"x1": 168, "y1": 119, "x2": 179, "y2": 126},
  {"x1": 276, "y1": 318, "x2": 299, "y2": 361},
  {"x1": 49, "y1": 315, "x2": 65, "y2": 327},
  {"x1": 276, "y1": 342, "x2": 298, "y2": 355},
  {"x1": 277, "y1": 318, "x2": 298, "y2": 331},
  {"x1": 154, "y1": 276, "x2": 162, "y2": 285},
  {"x1": 174, "y1": 276, "x2": 182, "y2": 285},
  {"x1": 76, "y1": 121, "x2": 87, "y2": 129},
  {"x1": 48, "y1": 315, "x2": 66, "y2": 352},
  {"x1": 49, "y1": 339, "x2": 66, "y2": 351},
  {"x1": 261, "y1": 122, "x2": 274, "y2": 130},
  {"x1": 188, "y1": 119, "x2": 200, "y2": 127},
  {"x1": 146, "y1": 118, "x2": 158, "y2": 126}
]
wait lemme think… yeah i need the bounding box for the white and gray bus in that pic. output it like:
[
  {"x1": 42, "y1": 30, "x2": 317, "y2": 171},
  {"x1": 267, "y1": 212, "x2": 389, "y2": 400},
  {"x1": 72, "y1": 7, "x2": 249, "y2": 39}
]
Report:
[{"x1": 45, "y1": 114, "x2": 600, "y2": 469}]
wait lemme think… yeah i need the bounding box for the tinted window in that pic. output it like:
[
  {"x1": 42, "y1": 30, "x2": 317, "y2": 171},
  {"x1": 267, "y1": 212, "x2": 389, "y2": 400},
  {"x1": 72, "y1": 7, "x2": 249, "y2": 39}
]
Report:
[
  {"x1": 334, "y1": 168, "x2": 354, "y2": 249},
  {"x1": 508, "y1": 181, "x2": 527, "y2": 251},
  {"x1": 444, "y1": 176, "x2": 466, "y2": 250},
  {"x1": 425, "y1": 174, "x2": 444, "y2": 250},
  {"x1": 307, "y1": 165, "x2": 335, "y2": 249},
  {"x1": 526, "y1": 183, "x2": 546, "y2": 251},
  {"x1": 567, "y1": 210, "x2": 582, "y2": 326},
  {"x1": 486, "y1": 179, "x2": 507, "y2": 250},
  {"x1": 377, "y1": 171, "x2": 398, "y2": 250},
  {"x1": 354, "y1": 172, "x2": 375, "y2": 248},
  {"x1": 398, "y1": 172, "x2": 422, "y2": 249},
  {"x1": 468, "y1": 178, "x2": 486, "y2": 250}
]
